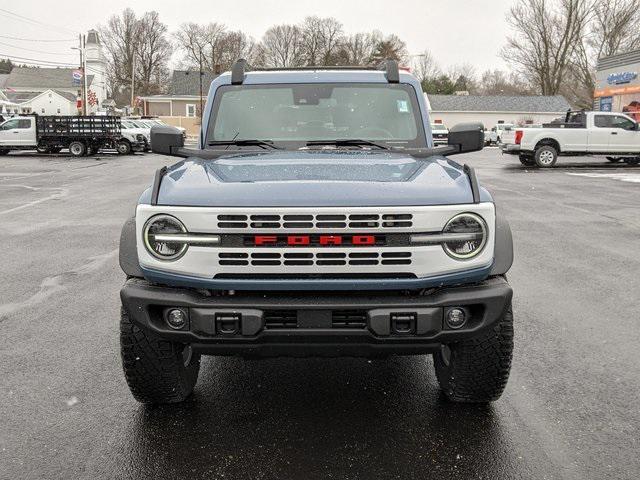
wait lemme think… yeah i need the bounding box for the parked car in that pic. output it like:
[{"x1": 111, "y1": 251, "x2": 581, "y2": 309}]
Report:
[
  {"x1": 0, "y1": 115, "x2": 144, "y2": 157},
  {"x1": 140, "y1": 117, "x2": 187, "y2": 139},
  {"x1": 121, "y1": 119, "x2": 151, "y2": 151},
  {"x1": 501, "y1": 110, "x2": 640, "y2": 167},
  {"x1": 430, "y1": 123, "x2": 449, "y2": 145},
  {"x1": 118, "y1": 59, "x2": 515, "y2": 405},
  {"x1": 488, "y1": 123, "x2": 514, "y2": 145}
]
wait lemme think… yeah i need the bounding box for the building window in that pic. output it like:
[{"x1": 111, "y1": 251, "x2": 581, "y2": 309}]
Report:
[{"x1": 186, "y1": 104, "x2": 196, "y2": 118}]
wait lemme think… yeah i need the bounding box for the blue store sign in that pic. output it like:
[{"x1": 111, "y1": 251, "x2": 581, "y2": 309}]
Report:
[
  {"x1": 607, "y1": 72, "x2": 638, "y2": 85},
  {"x1": 600, "y1": 96, "x2": 613, "y2": 111}
]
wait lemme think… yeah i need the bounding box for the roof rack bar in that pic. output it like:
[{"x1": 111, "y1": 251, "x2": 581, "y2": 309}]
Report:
[
  {"x1": 463, "y1": 164, "x2": 481, "y2": 203},
  {"x1": 150, "y1": 166, "x2": 168, "y2": 205},
  {"x1": 231, "y1": 59, "x2": 249, "y2": 85},
  {"x1": 379, "y1": 59, "x2": 399, "y2": 83}
]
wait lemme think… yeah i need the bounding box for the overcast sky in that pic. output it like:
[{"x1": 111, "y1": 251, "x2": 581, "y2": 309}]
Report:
[{"x1": 0, "y1": 0, "x2": 515, "y2": 73}]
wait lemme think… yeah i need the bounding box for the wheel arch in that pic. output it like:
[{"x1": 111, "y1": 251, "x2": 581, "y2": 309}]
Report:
[
  {"x1": 490, "y1": 210, "x2": 513, "y2": 276},
  {"x1": 119, "y1": 216, "x2": 144, "y2": 277},
  {"x1": 534, "y1": 137, "x2": 561, "y2": 153}
]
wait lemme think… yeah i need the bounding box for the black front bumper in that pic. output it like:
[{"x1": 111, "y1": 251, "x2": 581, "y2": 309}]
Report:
[{"x1": 120, "y1": 277, "x2": 512, "y2": 357}]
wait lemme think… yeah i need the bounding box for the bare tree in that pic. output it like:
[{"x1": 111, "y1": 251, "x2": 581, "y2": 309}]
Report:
[
  {"x1": 100, "y1": 8, "x2": 140, "y2": 102},
  {"x1": 369, "y1": 34, "x2": 408, "y2": 64},
  {"x1": 259, "y1": 24, "x2": 304, "y2": 67},
  {"x1": 300, "y1": 16, "x2": 344, "y2": 65},
  {"x1": 477, "y1": 70, "x2": 535, "y2": 95},
  {"x1": 411, "y1": 50, "x2": 440, "y2": 84},
  {"x1": 591, "y1": 0, "x2": 640, "y2": 57},
  {"x1": 174, "y1": 23, "x2": 256, "y2": 73},
  {"x1": 501, "y1": 0, "x2": 593, "y2": 95},
  {"x1": 338, "y1": 31, "x2": 382, "y2": 65},
  {"x1": 135, "y1": 12, "x2": 172, "y2": 95},
  {"x1": 448, "y1": 63, "x2": 478, "y2": 93}
]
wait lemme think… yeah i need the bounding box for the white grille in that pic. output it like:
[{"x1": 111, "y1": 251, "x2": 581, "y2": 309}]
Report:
[
  {"x1": 216, "y1": 213, "x2": 412, "y2": 230},
  {"x1": 218, "y1": 251, "x2": 412, "y2": 267}
]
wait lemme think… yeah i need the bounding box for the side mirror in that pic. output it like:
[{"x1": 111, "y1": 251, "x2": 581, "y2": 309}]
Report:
[
  {"x1": 151, "y1": 125, "x2": 184, "y2": 156},
  {"x1": 447, "y1": 122, "x2": 485, "y2": 154}
]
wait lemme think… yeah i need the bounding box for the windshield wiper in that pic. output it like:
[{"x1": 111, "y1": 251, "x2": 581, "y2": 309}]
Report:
[
  {"x1": 208, "y1": 139, "x2": 281, "y2": 150},
  {"x1": 305, "y1": 139, "x2": 390, "y2": 150}
]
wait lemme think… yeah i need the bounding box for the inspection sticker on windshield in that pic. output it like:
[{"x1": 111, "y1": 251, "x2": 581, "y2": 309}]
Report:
[{"x1": 397, "y1": 100, "x2": 409, "y2": 112}]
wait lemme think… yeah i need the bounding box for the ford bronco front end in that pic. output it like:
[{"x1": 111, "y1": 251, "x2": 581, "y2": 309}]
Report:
[{"x1": 118, "y1": 60, "x2": 514, "y2": 404}]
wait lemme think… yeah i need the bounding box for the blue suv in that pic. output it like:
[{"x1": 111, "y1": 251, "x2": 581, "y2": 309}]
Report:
[{"x1": 118, "y1": 60, "x2": 514, "y2": 404}]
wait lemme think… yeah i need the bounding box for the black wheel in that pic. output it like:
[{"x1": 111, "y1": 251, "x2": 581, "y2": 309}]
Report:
[
  {"x1": 606, "y1": 156, "x2": 622, "y2": 163},
  {"x1": 0, "y1": 148, "x2": 9, "y2": 156},
  {"x1": 120, "y1": 306, "x2": 201, "y2": 404},
  {"x1": 117, "y1": 140, "x2": 132, "y2": 155},
  {"x1": 534, "y1": 145, "x2": 558, "y2": 167},
  {"x1": 434, "y1": 303, "x2": 514, "y2": 403},
  {"x1": 69, "y1": 141, "x2": 86, "y2": 157},
  {"x1": 36, "y1": 145, "x2": 50, "y2": 154},
  {"x1": 518, "y1": 154, "x2": 536, "y2": 166},
  {"x1": 624, "y1": 157, "x2": 639, "y2": 166}
]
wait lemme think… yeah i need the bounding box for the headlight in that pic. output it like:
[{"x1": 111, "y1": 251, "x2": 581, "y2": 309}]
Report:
[
  {"x1": 441, "y1": 213, "x2": 487, "y2": 259},
  {"x1": 143, "y1": 214, "x2": 188, "y2": 260}
]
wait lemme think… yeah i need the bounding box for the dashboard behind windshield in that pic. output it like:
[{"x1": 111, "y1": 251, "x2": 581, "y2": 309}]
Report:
[{"x1": 206, "y1": 83, "x2": 427, "y2": 149}]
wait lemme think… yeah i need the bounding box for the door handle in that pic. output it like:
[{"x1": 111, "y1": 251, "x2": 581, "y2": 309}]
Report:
[{"x1": 611, "y1": 132, "x2": 618, "y2": 135}]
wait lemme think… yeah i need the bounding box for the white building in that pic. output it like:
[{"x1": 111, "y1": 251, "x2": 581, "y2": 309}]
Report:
[
  {"x1": 426, "y1": 94, "x2": 572, "y2": 129},
  {"x1": 0, "y1": 29, "x2": 107, "y2": 115}
]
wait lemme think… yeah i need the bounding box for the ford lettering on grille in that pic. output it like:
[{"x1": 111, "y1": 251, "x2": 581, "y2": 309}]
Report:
[{"x1": 251, "y1": 234, "x2": 381, "y2": 247}]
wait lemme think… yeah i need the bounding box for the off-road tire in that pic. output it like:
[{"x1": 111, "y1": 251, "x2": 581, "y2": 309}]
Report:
[
  {"x1": 519, "y1": 154, "x2": 535, "y2": 166},
  {"x1": 434, "y1": 303, "x2": 514, "y2": 403},
  {"x1": 534, "y1": 145, "x2": 558, "y2": 168},
  {"x1": 624, "y1": 157, "x2": 639, "y2": 166},
  {"x1": 69, "y1": 141, "x2": 86, "y2": 157},
  {"x1": 117, "y1": 140, "x2": 132, "y2": 155},
  {"x1": 120, "y1": 307, "x2": 201, "y2": 404},
  {"x1": 606, "y1": 156, "x2": 622, "y2": 163}
]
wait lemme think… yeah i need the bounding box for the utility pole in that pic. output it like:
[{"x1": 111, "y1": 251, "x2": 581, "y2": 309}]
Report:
[
  {"x1": 130, "y1": 55, "x2": 136, "y2": 114},
  {"x1": 82, "y1": 34, "x2": 88, "y2": 115},
  {"x1": 77, "y1": 34, "x2": 84, "y2": 115},
  {"x1": 199, "y1": 51, "x2": 204, "y2": 124}
]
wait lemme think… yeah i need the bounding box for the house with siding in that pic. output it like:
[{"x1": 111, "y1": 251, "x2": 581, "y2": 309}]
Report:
[
  {"x1": 426, "y1": 94, "x2": 572, "y2": 129},
  {"x1": 140, "y1": 70, "x2": 217, "y2": 135}
]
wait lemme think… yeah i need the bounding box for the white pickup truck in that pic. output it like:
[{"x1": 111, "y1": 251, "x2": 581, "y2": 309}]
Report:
[{"x1": 501, "y1": 111, "x2": 640, "y2": 167}]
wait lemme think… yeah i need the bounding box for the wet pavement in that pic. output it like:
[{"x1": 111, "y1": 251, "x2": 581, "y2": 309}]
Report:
[{"x1": 1, "y1": 150, "x2": 639, "y2": 479}]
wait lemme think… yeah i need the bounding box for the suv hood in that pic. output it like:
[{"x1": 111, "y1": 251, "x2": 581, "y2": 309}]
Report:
[{"x1": 143, "y1": 150, "x2": 491, "y2": 207}]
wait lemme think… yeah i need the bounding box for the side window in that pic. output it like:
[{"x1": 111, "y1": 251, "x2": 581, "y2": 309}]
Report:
[
  {"x1": 17, "y1": 119, "x2": 31, "y2": 129},
  {"x1": 2, "y1": 119, "x2": 19, "y2": 130},
  {"x1": 186, "y1": 104, "x2": 196, "y2": 118},
  {"x1": 611, "y1": 115, "x2": 636, "y2": 130},
  {"x1": 594, "y1": 115, "x2": 610, "y2": 128}
]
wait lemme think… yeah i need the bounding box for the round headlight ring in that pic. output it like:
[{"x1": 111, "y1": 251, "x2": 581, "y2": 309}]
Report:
[
  {"x1": 442, "y1": 212, "x2": 487, "y2": 260},
  {"x1": 143, "y1": 214, "x2": 188, "y2": 261}
]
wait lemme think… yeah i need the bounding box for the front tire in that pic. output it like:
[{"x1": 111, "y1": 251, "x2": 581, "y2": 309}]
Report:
[
  {"x1": 69, "y1": 141, "x2": 86, "y2": 157},
  {"x1": 36, "y1": 145, "x2": 50, "y2": 154},
  {"x1": 434, "y1": 303, "x2": 514, "y2": 403},
  {"x1": 117, "y1": 140, "x2": 132, "y2": 155},
  {"x1": 534, "y1": 145, "x2": 558, "y2": 167},
  {"x1": 120, "y1": 307, "x2": 201, "y2": 404}
]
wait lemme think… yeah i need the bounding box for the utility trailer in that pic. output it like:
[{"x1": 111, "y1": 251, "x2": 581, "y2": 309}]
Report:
[{"x1": 0, "y1": 115, "x2": 146, "y2": 157}]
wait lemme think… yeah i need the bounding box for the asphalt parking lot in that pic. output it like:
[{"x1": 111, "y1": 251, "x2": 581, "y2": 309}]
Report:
[{"x1": 1, "y1": 148, "x2": 639, "y2": 480}]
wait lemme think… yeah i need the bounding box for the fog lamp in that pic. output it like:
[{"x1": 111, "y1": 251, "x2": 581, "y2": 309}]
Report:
[
  {"x1": 446, "y1": 308, "x2": 466, "y2": 329},
  {"x1": 166, "y1": 309, "x2": 187, "y2": 330}
]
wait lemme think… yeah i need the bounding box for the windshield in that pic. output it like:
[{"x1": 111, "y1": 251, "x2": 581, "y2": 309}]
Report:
[{"x1": 207, "y1": 83, "x2": 426, "y2": 149}]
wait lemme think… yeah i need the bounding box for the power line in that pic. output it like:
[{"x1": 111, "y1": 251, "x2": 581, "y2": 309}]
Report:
[
  {"x1": 0, "y1": 40, "x2": 76, "y2": 56},
  {"x1": 0, "y1": 8, "x2": 80, "y2": 36},
  {"x1": 0, "y1": 53, "x2": 79, "y2": 67},
  {"x1": 0, "y1": 34, "x2": 76, "y2": 43}
]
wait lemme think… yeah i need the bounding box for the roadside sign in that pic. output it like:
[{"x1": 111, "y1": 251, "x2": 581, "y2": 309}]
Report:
[{"x1": 72, "y1": 70, "x2": 83, "y2": 86}]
